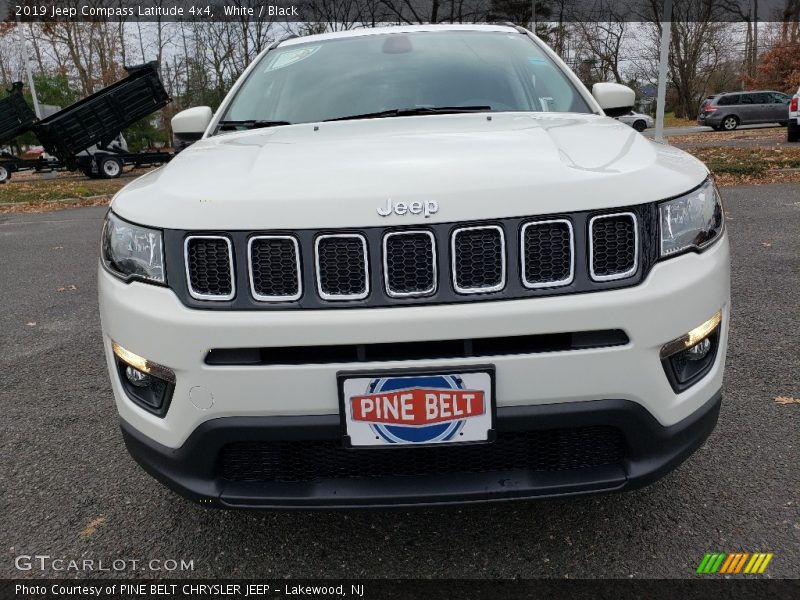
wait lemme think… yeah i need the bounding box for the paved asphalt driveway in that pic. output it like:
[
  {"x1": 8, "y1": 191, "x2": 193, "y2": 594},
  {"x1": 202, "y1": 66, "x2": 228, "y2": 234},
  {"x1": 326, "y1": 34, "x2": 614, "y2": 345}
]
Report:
[{"x1": 1, "y1": 185, "x2": 798, "y2": 579}]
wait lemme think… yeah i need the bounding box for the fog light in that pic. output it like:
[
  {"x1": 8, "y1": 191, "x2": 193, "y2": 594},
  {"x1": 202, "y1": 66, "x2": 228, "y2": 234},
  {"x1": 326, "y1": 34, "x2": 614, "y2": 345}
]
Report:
[
  {"x1": 685, "y1": 338, "x2": 712, "y2": 361},
  {"x1": 660, "y1": 311, "x2": 722, "y2": 392},
  {"x1": 112, "y1": 341, "x2": 175, "y2": 417},
  {"x1": 125, "y1": 365, "x2": 152, "y2": 387},
  {"x1": 111, "y1": 341, "x2": 175, "y2": 383}
]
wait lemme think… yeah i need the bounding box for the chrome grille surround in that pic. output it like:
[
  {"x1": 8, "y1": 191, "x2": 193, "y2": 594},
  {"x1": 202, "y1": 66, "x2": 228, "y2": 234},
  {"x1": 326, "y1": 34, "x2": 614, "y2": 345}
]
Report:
[
  {"x1": 520, "y1": 218, "x2": 575, "y2": 289},
  {"x1": 184, "y1": 235, "x2": 235, "y2": 301},
  {"x1": 314, "y1": 233, "x2": 370, "y2": 301},
  {"x1": 382, "y1": 230, "x2": 437, "y2": 298},
  {"x1": 589, "y1": 212, "x2": 639, "y2": 282},
  {"x1": 450, "y1": 225, "x2": 506, "y2": 295},
  {"x1": 247, "y1": 235, "x2": 302, "y2": 302}
]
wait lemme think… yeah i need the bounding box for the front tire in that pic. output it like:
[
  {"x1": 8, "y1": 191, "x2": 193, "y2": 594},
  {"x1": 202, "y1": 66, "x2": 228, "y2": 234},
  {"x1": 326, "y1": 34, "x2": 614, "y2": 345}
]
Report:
[
  {"x1": 721, "y1": 116, "x2": 739, "y2": 131},
  {"x1": 0, "y1": 164, "x2": 10, "y2": 184},
  {"x1": 99, "y1": 157, "x2": 122, "y2": 179},
  {"x1": 632, "y1": 120, "x2": 647, "y2": 132}
]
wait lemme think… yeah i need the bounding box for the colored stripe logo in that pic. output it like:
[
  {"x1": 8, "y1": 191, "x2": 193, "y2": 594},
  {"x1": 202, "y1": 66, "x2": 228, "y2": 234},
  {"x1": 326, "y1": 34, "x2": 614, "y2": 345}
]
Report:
[{"x1": 696, "y1": 552, "x2": 773, "y2": 574}]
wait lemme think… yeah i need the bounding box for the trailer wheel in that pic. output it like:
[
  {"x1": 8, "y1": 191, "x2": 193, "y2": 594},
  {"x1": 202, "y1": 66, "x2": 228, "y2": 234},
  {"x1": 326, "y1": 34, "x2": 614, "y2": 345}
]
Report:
[
  {"x1": 99, "y1": 157, "x2": 122, "y2": 179},
  {"x1": 0, "y1": 165, "x2": 10, "y2": 184}
]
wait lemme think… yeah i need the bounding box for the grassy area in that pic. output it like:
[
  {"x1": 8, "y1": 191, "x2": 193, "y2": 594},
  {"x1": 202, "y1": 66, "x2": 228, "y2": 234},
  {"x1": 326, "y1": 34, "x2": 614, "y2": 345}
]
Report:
[
  {"x1": 688, "y1": 146, "x2": 800, "y2": 175},
  {"x1": 663, "y1": 112, "x2": 697, "y2": 128},
  {"x1": 683, "y1": 145, "x2": 800, "y2": 185},
  {"x1": 0, "y1": 177, "x2": 125, "y2": 204}
]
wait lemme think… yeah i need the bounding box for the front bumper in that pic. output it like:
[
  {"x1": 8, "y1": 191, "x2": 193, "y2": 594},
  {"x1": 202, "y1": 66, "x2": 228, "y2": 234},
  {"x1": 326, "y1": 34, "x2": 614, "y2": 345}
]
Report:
[
  {"x1": 100, "y1": 232, "x2": 729, "y2": 506},
  {"x1": 120, "y1": 390, "x2": 722, "y2": 508}
]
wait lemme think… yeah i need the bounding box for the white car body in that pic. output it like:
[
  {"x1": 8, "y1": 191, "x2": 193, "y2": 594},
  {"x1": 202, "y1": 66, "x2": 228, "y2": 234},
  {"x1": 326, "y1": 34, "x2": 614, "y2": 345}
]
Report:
[
  {"x1": 99, "y1": 24, "x2": 729, "y2": 508},
  {"x1": 789, "y1": 87, "x2": 800, "y2": 142},
  {"x1": 615, "y1": 111, "x2": 654, "y2": 131}
]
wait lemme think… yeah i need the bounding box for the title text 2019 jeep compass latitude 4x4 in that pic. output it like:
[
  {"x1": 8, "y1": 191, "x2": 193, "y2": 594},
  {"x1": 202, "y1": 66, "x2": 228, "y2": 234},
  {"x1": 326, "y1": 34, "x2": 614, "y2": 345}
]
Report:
[{"x1": 99, "y1": 25, "x2": 729, "y2": 509}]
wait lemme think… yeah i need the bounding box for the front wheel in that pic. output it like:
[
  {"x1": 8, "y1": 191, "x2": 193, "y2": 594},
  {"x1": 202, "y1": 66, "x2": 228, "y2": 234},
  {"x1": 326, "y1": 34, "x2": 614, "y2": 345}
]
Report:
[
  {"x1": 0, "y1": 164, "x2": 10, "y2": 184},
  {"x1": 99, "y1": 157, "x2": 122, "y2": 179},
  {"x1": 632, "y1": 120, "x2": 647, "y2": 132},
  {"x1": 721, "y1": 116, "x2": 739, "y2": 131}
]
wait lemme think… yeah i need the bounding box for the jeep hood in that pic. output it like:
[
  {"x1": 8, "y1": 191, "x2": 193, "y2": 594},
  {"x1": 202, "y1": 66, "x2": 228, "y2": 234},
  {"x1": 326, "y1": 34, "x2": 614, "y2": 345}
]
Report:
[{"x1": 114, "y1": 112, "x2": 708, "y2": 230}]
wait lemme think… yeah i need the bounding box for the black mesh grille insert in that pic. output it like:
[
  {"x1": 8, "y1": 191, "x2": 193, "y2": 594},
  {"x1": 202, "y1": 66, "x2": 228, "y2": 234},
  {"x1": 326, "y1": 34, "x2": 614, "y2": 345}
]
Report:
[
  {"x1": 452, "y1": 226, "x2": 504, "y2": 292},
  {"x1": 591, "y1": 214, "x2": 637, "y2": 279},
  {"x1": 221, "y1": 426, "x2": 626, "y2": 483},
  {"x1": 186, "y1": 237, "x2": 233, "y2": 298},
  {"x1": 522, "y1": 220, "x2": 573, "y2": 286},
  {"x1": 316, "y1": 235, "x2": 368, "y2": 299},
  {"x1": 384, "y1": 232, "x2": 435, "y2": 296},
  {"x1": 250, "y1": 237, "x2": 300, "y2": 299}
]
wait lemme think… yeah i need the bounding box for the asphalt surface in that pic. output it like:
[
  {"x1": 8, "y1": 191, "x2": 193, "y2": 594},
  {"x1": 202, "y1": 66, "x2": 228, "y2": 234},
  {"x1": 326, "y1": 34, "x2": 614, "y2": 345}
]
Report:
[{"x1": 1, "y1": 187, "x2": 798, "y2": 579}]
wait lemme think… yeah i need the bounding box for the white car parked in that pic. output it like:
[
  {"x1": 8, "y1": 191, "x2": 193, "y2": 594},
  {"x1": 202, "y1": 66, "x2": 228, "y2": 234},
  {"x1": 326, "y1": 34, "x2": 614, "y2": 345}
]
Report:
[
  {"x1": 615, "y1": 110, "x2": 654, "y2": 132},
  {"x1": 789, "y1": 87, "x2": 799, "y2": 142},
  {"x1": 99, "y1": 24, "x2": 729, "y2": 509}
]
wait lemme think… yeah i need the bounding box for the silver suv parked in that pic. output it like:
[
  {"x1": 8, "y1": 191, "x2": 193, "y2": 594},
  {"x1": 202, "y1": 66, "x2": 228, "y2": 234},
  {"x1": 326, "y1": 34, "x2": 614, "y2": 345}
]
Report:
[{"x1": 698, "y1": 90, "x2": 790, "y2": 131}]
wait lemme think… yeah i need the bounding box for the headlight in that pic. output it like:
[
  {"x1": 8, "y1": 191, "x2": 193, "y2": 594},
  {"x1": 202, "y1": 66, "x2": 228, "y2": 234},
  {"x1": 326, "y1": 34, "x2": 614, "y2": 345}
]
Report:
[
  {"x1": 101, "y1": 212, "x2": 165, "y2": 284},
  {"x1": 659, "y1": 179, "x2": 724, "y2": 257}
]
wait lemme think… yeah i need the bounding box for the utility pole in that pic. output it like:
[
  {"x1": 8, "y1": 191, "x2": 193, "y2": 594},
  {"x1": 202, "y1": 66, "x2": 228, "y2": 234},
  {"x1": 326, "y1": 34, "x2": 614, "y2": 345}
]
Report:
[
  {"x1": 530, "y1": 0, "x2": 537, "y2": 35},
  {"x1": 15, "y1": 15, "x2": 40, "y2": 118},
  {"x1": 654, "y1": 0, "x2": 673, "y2": 143}
]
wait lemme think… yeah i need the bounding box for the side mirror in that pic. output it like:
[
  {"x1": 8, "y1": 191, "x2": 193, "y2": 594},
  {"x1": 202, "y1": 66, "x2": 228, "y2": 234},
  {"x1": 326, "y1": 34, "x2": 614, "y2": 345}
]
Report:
[
  {"x1": 171, "y1": 106, "x2": 213, "y2": 151},
  {"x1": 592, "y1": 82, "x2": 636, "y2": 118}
]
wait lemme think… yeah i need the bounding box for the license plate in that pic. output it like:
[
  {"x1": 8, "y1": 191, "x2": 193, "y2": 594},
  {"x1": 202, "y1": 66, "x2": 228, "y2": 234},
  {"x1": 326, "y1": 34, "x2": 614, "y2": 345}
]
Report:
[{"x1": 338, "y1": 367, "x2": 494, "y2": 447}]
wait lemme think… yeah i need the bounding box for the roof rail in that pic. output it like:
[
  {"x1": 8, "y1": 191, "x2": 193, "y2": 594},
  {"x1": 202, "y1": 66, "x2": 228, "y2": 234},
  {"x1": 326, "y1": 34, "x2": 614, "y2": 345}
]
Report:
[{"x1": 269, "y1": 33, "x2": 298, "y2": 50}]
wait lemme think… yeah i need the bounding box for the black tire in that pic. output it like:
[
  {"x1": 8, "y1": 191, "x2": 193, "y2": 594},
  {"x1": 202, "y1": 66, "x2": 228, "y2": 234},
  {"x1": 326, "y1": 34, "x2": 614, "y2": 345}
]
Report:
[
  {"x1": 0, "y1": 164, "x2": 10, "y2": 184},
  {"x1": 83, "y1": 168, "x2": 100, "y2": 179},
  {"x1": 99, "y1": 157, "x2": 123, "y2": 179},
  {"x1": 721, "y1": 115, "x2": 739, "y2": 131},
  {"x1": 788, "y1": 124, "x2": 800, "y2": 143},
  {"x1": 632, "y1": 120, "x2": 647, "y2": 132}
]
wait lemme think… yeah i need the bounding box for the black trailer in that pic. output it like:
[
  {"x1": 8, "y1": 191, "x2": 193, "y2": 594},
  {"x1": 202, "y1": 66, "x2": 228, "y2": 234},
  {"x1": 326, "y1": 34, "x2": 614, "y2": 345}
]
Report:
[
  {"x1": 32, "y1": 62, "x2": 170, "y2": 161},
  {"x1": 0, "y1": 82, "x2": 36, "y2": 143},
  {"x1": 0, "y1": 63, "x2": 174, "y2": 183}
]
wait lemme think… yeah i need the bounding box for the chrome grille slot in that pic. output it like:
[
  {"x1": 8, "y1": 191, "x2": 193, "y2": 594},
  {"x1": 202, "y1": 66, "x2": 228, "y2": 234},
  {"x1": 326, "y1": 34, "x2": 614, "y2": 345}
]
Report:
[
  {"x1": 383, "y1": 230, "x2": 436, "y2": 297},
  {"x1": 184, "y1": 235, "x2": 235, "y2": 301},
  {"x1": 589, "y1": 213, "x2": 638, "y2": 281},
  {"x1": 315, "y1": 234, "x2": 369, "y2": 300},
  {"x1": 451, "y1": 225, "x2": 505, "y2": 294},
  {"x1": 521, "y1": 219, "x2": 574, "y2": 288},
  {"x1": 248, "y1": 236, "x2": 302, "y2": 302}
]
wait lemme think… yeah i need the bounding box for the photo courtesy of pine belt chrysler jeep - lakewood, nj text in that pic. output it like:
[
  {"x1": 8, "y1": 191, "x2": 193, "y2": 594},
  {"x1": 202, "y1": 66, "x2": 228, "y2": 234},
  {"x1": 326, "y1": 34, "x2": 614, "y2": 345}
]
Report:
[{"x1": 98, "y1": 24, "x2": 729, "y2": 509}]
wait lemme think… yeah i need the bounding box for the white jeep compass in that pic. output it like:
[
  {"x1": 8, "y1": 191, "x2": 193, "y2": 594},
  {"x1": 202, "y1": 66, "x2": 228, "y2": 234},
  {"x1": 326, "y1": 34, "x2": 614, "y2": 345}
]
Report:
[{"x1": 98, "y1": 24, "x2": 729, "y2": 508}]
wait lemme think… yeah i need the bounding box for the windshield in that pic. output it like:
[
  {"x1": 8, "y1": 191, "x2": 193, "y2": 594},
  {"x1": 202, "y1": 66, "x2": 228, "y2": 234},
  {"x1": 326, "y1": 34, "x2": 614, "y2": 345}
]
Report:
[{"x1": 220, "y1": 30, "x2": 591, "y2": 128}]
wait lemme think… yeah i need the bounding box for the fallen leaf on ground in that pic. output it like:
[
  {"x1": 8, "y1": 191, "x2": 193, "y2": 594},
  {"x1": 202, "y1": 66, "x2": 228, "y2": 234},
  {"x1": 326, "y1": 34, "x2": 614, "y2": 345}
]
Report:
[
  {"x1": 26, "y1": 322, "x2": 36, "y2": 326},
  {"x1": 761, "y1": 242, "x2": 772, "y2": 247},
  {"x1": 80, "y1": 516, "x2": 107, "y2": 538},
  {"x1": 56, "y1": 285, "x2": 78, "y2": 292},
  {"x1": 775, "y1": 396, "x2": 800, "y2": 405}
]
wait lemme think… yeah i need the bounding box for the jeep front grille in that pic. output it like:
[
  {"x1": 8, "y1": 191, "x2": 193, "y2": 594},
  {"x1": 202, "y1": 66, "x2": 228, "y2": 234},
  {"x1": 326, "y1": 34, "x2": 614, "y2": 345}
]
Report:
[
  {"x1": 589, "y1": 213, "x2": 638, "y2": 281},
  {"x1": 383, "y1": 230, "x2": 436, "y2": 297},
  {"x1": 451, "y1": 225, "x2": 505, "y2": 294},
  {"x1": 171, "y1": 204, "x2": 654, "y2": 308},
  {"x1": 184, "y1": 236, "x2": 235, "y2": 301},
  {"x1": 248, "y1": 236, "x2": 301, "y2": 301},
  {"x1": 521, "y1": 219, "x2": 574, "y2": 288},
  {"x1": 315, "y1": 234, "x2": 369, "y2": 300}
]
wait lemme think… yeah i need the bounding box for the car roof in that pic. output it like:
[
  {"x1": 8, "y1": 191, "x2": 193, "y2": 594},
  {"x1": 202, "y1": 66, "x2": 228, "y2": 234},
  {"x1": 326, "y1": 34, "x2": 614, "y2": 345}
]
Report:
[{"x1": 279, "y1": 24, "x2": 522, "y2": 47}]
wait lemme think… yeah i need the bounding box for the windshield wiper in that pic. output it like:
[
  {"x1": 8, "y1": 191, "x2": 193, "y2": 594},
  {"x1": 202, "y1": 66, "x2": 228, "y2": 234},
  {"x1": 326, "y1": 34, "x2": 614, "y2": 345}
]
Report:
[
  {"x1": 217, "y1": 119, "x2": 291, "y2": 131},
  {"x1": 324, "y1": 106, "x2": 492, "y2": 122}
]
